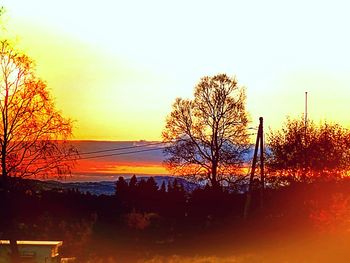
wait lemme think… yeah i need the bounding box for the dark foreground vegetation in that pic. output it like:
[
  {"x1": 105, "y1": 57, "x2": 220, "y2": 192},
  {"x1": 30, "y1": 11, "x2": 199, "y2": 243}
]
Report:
[{"x1": 2, "y1": 176, "x2": 350, "y2": 262}]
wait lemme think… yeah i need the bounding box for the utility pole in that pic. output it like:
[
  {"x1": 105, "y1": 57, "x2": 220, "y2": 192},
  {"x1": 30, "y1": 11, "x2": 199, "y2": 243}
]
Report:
[
  {"x1": 244, "y1": 117, "x2": 264, "y2": 218},
  {"x1": 259, "y1": 117, "x2": 264, "y2": 209}
]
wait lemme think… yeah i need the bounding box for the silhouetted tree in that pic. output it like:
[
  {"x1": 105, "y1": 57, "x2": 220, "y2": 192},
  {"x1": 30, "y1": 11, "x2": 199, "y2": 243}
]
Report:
[
  {"x1": 0, "y1": 40, "x2": 76, "y2": 182},
  {"x1": 162, "y1": 74, "x2": 249, "y2": 188},
  {"x1": 164, "y1": 178, "x2": 187, "y2": 218},
  {"x1": 267, "y1": 117, "x2": 350, "y2": 181},
  {"x1": 145, "y1": 177, "x2": 159, "y2": 193},
  {"x1": 159, "y1": 181, "x2": 166, "y2": 193},
  {"x1": 169, "y1": 178, "x2": 185, "y2": 193},
  {"x1": 142, "y1": 177, "x2": 160, "y2": 211},
  {"x1": 137, "y1": 178, "x2": 147, "y2": 190},
  {"x1": 190, "y1": 185, "x2": 228, "y2": 219},
  {"x1": 125, "y1": 175, "x2": 137, "y2": 209},
  {"x1": 129, "y1": 175, "x2": 137, "y2": 191},
  {"x1": 166, "y1": 180, "x2": 172, "y2": 193},
  {"x1": 0, "y1": 40, "x2": 76, "y2": 263},
  {"x1": 115, "y1": 176, "x2": 128, "y2": 199}
]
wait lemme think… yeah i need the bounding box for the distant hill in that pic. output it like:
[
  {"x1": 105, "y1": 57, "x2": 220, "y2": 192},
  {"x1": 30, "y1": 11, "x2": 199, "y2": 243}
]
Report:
[{"x1": 11, "y1": 176, "x2": 200, "y2": 196}]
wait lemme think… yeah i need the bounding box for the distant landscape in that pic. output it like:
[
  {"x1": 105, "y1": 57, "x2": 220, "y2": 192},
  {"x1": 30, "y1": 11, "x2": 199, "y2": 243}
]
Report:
[
  {"x1": 70, "y1": 140, "x2": 168, "y2": 181},
  {"x1": 33, "y1": 175, "x2": 199, "y2": 195},
  {"x1": 69, "y1": 140, "x2": 254, "y2": 182}
]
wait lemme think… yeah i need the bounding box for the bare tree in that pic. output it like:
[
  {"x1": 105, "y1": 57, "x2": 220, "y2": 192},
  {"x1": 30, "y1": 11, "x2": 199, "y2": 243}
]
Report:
[
  {"x1": 0, "y1": 40, "x2": 77, "y2": 182},
  {"x1": 162, "y1": 74, "x2": 249, "y2": 188}
]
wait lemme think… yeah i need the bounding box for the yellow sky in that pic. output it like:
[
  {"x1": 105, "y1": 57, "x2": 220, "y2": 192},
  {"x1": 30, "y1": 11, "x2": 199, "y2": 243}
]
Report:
[{"x1": 2, "y1": 0, "x2": 350, "y2": 141}]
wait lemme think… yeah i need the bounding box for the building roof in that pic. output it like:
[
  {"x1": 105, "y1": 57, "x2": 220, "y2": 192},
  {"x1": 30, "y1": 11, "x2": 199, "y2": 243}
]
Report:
[{"x1": 0, "y1": 240, "x2": 63, "y2": 246}]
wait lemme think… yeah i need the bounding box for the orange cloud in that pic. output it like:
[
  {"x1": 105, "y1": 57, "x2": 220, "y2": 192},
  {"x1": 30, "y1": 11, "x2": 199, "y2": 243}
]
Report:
[{"x1": 74, "y1": 159, "x2": 168, "y2": 176}]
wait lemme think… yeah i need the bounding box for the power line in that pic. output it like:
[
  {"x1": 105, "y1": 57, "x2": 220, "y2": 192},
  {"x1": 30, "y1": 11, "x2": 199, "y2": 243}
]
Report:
[
  {"x1": 78, "y1": 141, "x2": 169, "y2": 155},
  {"x1": 77, "y1": 146, "x2": 166, "y2": 161},
  {"x1": 15, "y1": 132, "x2": 258, "y2": 164},
  {"x1": 10, "y1": 125, "x2": 257, "y2": 164},
  {"x1": 17, "y1": 124, "x2": 255, "y2": 159},
  {"x1": 15, "y1": 141, "x2": 171, "y2": 162},
  {"x1": 17, "y1": 146, "x2": 166, "y2": 166}
]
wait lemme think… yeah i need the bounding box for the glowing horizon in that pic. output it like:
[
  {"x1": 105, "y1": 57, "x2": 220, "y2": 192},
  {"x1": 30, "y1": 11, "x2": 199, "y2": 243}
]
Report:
[{"x1": 2, "y1": 0, "x2": 350, "y2": 141}]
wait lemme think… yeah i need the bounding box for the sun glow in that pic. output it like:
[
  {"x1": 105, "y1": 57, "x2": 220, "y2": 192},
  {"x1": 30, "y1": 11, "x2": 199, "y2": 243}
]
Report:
[
  {"x1": 2, "y1": 0, "x2": 350, "y2": 142},
  {"x1": 74, "y1": 160, "x2": 168, "y2": 176}
]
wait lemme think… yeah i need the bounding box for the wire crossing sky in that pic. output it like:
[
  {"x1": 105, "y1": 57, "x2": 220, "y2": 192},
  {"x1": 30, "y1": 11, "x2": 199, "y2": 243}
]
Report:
[{"x1": 2, "y1": 0, "x2": 350, "y2": 141}]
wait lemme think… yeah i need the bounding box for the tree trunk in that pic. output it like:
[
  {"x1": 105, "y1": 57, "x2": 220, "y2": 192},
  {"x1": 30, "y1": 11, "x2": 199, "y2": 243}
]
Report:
[
  {"x1": 9, "y1": 238, "x2": 20, "y2": 263},
  {"x1": 211, "y1": 161, "x2": 220, "y2": 190},
  {"x1": 3, "y1": 183, "x2": 21, "y2": 263},
  {"x1": 1, "y1": 147, "x2": 20, "y2": 263},
  {"x1": 1, "y1": 145, "x2": 7, "y2": 178}
]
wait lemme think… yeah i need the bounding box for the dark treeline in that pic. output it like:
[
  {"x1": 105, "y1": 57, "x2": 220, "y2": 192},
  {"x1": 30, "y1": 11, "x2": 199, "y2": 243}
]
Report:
[{"x1": 3, "y1": 176, "x2": 350, "y2": 262}]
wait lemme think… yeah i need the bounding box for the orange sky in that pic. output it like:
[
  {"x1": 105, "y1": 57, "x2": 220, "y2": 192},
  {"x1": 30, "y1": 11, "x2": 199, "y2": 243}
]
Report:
[
  {"x1": 74, "y1": 159, "x2": 168, "y2": 176},
  {"x1": 69, "y1": 141, "x2": 168, "y2": 178},
  {"x1": 2, "y1": 0, "x2": 350, "y2": 142}
]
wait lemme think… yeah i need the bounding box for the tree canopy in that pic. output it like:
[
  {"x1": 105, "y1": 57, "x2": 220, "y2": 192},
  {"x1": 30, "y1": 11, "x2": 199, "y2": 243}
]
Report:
[
  {"x1": 267, "y1": 117, "x2": 350, "y2": 181},
  {"x1": 162, "y1": 74, "x2": 249, "y2": 188},
  {"x1": 0, "y1": 40, "x2": 76, "y2": 180}
]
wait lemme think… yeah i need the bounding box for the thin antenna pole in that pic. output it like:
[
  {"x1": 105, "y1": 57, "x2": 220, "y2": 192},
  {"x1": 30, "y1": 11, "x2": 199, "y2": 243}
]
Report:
[
  {"x1": 305, "y1": 92, "x2": 308, "y2": 130},
  {"x1": 304, "y1": 92, "x2": 308, "y2": 180}
]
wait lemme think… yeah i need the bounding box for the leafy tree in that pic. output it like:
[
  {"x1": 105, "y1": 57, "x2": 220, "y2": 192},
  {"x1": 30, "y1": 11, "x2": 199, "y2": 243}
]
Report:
[
  {"x1": 0, "y1": 40, "x2": 76, "y2": 263},
  {"x1": 267, "y1": 117, "x2": 350, "y2": 181},
  {"x1": 162, "y1": 74, "x2": 249, "y2": 188},
  {"x1": 0, "y1": 40, "x2": 76, "y2": 182}
]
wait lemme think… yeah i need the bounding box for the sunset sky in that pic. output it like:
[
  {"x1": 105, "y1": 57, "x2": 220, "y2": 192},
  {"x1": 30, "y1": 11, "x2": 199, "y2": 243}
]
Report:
[{"x1": 2, "y1": 0, "x2": 350, "y2": 141}]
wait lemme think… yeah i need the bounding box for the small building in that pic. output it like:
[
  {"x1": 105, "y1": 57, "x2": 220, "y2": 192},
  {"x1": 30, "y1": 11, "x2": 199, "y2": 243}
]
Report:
[{"x1": 0, "y1": 240, "x2": 62, "y2": 263}]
